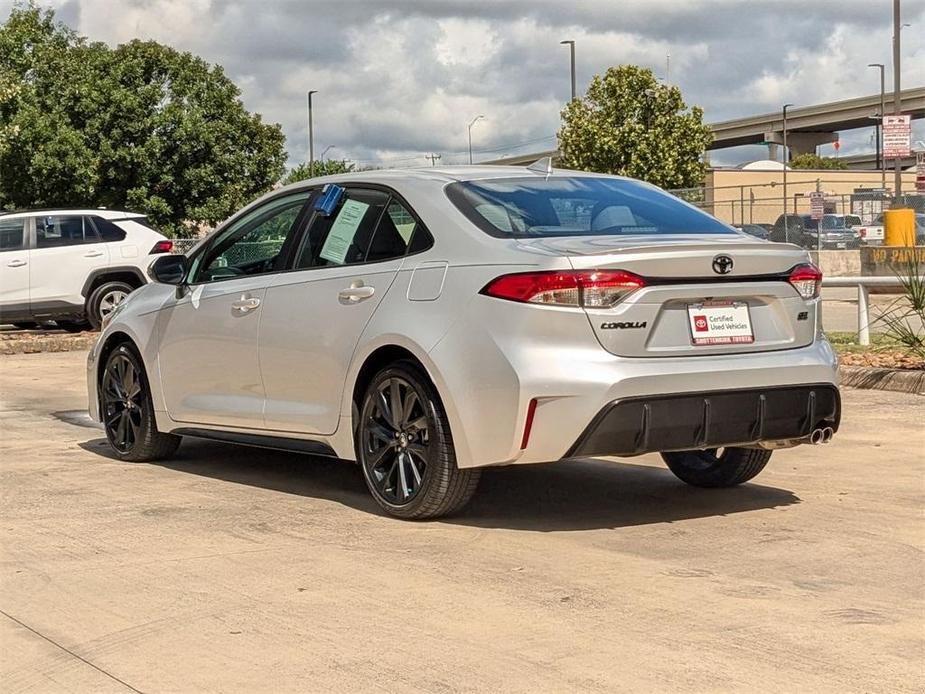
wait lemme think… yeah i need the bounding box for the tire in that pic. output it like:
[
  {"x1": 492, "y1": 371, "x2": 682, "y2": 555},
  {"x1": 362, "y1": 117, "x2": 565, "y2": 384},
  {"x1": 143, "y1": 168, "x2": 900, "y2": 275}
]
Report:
[
  {"x1": 87, "y1": 281, "x2": 134, "y2": 330},
  {"x1": 661, "y1": 447, "x2": 771, "y2": 488},
  {"x1": 356, "y1": 360, "x2": 480, "y2": 519},
  {"x1": 100, "y1": 343, "x2": 181, "y2": 462},
  {"x1": 56, "y1": 320, "x2": 91, "y2": 333}
]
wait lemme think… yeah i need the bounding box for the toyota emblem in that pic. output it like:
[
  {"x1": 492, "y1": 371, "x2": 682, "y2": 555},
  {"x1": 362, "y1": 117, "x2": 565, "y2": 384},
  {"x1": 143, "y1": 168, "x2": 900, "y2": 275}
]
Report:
[{"x1": 712, "y1": 255, "x2": 734, "y2": 275}]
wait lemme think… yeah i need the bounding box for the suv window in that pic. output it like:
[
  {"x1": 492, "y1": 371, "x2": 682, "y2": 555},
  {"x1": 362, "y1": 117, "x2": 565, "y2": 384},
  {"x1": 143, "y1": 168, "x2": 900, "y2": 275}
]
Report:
[
  {"x1": 193, "y1": 192, "x2": 311, "y2": 283},
  {"x1": 36, "y1": 215, "x2": 99, "y2": 248},
  {"x1": 0, "y1": 218, "x2": 25, "y2": 251},
  {"x1": 91, "y1": 216, "x2": 128, "y2": 242},
  {"x1": 296, "y1": 189, "x2": 390, "y2": 268}
]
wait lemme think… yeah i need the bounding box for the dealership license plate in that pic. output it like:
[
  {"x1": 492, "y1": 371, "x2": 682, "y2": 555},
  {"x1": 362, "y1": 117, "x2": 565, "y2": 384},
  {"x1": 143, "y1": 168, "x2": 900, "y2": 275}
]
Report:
[{"x1": 687, "y1": 301, "x2": 754, "y2": 345}]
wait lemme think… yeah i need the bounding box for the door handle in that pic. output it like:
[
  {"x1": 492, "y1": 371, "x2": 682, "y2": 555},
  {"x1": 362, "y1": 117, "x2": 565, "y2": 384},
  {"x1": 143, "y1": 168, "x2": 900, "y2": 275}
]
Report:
[
  {"x1": 338, "y1": 283, "x2": 375, "y2": 303},
  {"x1": 83, "y1": 251, "x2": 104, "y2": 258},
  {"x1": 6, "y1": 259, "x2": 27, "y2": 268},
  {"x1": 231, "y1": 296, "x2": 261, "y2": 313}
]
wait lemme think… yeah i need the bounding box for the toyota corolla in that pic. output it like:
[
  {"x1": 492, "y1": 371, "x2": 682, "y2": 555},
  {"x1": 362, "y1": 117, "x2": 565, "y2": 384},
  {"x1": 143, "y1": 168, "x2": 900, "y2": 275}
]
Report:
[{"x1": 88, "y1": 164, "x2": 840, "y2": 519}]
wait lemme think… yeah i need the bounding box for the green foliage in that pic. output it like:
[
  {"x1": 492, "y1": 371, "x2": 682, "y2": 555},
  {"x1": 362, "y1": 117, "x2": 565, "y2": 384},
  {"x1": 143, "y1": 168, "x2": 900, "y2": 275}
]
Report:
[
  {"x1": 557, "y1": 65, "x2": 712, "y2": 189},
  {"x1": 0, "y1": 2, "x2": 286, "y2": 237},
  {"x1": 282, "y1": 159, "x2": 355, "y2": 185},
  {"x1": 875, "y1": 255, "x2": 925, "y2": 358},
  {"x1": 788, "y1": 153, "x2": 848, "y2": 170}
]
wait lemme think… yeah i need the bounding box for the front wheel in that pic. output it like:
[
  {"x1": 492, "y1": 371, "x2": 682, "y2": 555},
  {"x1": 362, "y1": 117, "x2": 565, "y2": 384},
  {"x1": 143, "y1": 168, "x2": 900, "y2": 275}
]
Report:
[
  {"x1": 356, "y1": 361, "x2": 480, "y2": 519},
  {"x1": 101, "y1": 343, "x2": 181, "y2": 461},
  {"x1": 661, "y1": 447, "x2": 771, "y2": 488}
]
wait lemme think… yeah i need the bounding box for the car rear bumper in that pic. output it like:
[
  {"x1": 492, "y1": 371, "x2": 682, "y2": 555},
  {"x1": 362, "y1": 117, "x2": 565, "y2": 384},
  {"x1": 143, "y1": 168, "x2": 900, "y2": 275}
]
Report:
[{"x1": 564, "y1": 383, "x2": 840, "y2": 458}]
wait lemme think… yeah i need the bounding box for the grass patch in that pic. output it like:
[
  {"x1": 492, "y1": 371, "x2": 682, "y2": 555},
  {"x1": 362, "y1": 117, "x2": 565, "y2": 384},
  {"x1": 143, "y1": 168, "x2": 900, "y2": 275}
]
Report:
[{"x1": 825, "y1": 331, "x2": 901, "y2": 354}]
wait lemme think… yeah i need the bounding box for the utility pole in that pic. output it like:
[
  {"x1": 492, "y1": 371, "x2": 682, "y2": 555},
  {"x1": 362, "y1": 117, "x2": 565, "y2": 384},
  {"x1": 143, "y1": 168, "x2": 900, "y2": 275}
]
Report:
[
  {"x1": 868, "y1": 63, "x2": 886, "y2": 191},
  {"x1": 666, "y1": 50, "x2": 671, "y2": 84},
  {"x1": 560, "y1": 40, "x2": 576, "y2": 101},
  {"x1": 782, "y1": 103, "x2": 793, "y2": 242},
  {"x1": 307, "y1": 90, "x2": 317, "y2": 178},
  {"x1": 892, "y1": 0, "x2": 902, "y2": 198},
  {"x1": 425, "y1": 153, "x2": 442, "y2": 167}
]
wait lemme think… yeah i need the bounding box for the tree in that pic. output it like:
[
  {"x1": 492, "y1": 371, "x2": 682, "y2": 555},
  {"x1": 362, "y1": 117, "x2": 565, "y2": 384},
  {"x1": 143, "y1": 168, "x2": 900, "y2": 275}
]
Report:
[
  {"x1": 281, "y1": 159, "x2": 355, "y2": 185},
  {"x1": 558, "y1": 65, "x2": 712, "y2": 190},
  {"x1": 0, "y1": 3, "x2": 286, "y2": 236},
  {"x1": 788, "y1": 153, "x2": 848, "y2": 170}
]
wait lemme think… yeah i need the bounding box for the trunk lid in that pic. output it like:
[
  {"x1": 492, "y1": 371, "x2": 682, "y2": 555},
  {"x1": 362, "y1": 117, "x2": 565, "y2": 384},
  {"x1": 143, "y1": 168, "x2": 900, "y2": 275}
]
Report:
[{"x1": 517, "y1": 234, "x2": 817, "y2": 358}]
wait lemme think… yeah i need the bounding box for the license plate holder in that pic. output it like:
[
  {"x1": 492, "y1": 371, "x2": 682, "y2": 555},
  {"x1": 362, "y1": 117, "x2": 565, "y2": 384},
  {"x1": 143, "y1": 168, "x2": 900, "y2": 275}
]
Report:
[{"x1": 687, "y1": 301, "x2": 754, "y2": 345}]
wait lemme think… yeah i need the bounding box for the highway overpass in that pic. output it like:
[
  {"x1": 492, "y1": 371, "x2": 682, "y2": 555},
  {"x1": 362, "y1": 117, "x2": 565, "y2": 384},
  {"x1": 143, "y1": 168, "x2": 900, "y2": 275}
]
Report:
[{"x1": 484, "y1": 87, "x2": 925, "y2": 165}]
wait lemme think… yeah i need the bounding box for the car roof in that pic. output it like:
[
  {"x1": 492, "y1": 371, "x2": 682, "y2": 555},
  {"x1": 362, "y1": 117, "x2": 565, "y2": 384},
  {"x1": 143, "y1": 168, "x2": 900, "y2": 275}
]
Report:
[{"x1": 0, "y1": 208, "x2": 146, "y2": 220}]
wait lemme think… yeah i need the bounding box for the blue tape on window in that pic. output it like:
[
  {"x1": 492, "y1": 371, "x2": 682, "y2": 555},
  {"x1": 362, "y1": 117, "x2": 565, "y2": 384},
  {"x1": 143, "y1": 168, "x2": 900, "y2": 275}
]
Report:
[{"x1": 314, "y1": 184, "x2": 344, "y2": 216}]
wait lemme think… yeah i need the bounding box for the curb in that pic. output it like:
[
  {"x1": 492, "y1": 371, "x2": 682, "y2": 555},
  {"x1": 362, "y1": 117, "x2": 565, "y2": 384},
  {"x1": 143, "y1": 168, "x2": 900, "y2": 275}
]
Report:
[
  {"x1": 839, "y1": 365, "x2": 925, "y2": 395},
  {"x1": 0, "y1": 334, "x2": 96, "y2": 355}
]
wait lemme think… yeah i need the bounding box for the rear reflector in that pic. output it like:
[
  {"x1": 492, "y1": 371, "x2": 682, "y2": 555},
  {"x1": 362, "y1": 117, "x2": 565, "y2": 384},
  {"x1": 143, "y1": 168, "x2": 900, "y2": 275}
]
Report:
[
  {"x1": 150, "y1": 240, "x2": 173, "y2": 254},
  {"x1": 520, "y1": 398, "x2": 538, "y2": 450},
  {"x1": 482, "y1": 270, "x2": 646, "y2": 308},
  {"x1": 788, "y1": 263, "x2": 822, "y2": 299}
]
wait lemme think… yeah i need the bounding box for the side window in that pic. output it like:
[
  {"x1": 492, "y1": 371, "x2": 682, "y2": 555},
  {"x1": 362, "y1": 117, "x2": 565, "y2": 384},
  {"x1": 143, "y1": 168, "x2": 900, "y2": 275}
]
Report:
[
  {"x1": 295, "y1": 189, "x2": 389, "y2": 269},
  {"x1": 36, "y1": 216, "x2": 99, "y2": 248},
  {"x1": 0, "y1": 218, "x2": 25, "y2": 251},
  {"x1": 90, "y1": 216, "x2": 127, "y2": 242},
  {"x1": 192, "y1": 192, "x2": 310, "y2": 283},
  {"x1": 366, "y1": 200, "x2": 415, "y2": 262}
]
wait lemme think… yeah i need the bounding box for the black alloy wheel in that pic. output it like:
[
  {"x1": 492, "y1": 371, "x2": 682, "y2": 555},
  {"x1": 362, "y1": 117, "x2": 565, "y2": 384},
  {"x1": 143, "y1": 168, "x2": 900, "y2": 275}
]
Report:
[{"x1": 357, "y1": 361, "x2": 480, "y2": 519}]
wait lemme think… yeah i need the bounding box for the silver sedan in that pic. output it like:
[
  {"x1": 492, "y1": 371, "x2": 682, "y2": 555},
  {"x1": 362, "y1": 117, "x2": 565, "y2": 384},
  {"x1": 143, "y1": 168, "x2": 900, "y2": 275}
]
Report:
[{"x1": 88, "y1": 165, "x2": 840, "y2": 519}]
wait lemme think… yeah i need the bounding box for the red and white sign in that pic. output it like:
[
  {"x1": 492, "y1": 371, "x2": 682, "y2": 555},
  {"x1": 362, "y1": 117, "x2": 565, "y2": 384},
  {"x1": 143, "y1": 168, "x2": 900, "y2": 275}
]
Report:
[
  {"x1": 687, "y1": 302, "x2": 754, "y2": 345},
  {"x1": 883, "y1": 114, "x2": 911, "y2": 159},
  {"x1": 809, "y1": 191, "x2": 826, "y2": 220}
]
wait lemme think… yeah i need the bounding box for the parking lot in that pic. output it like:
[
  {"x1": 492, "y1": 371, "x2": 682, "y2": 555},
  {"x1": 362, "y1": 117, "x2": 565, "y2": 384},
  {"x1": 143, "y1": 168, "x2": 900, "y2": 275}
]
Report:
[{"x1": 0, "y1": 350, "x2": 923, "y2": 693}]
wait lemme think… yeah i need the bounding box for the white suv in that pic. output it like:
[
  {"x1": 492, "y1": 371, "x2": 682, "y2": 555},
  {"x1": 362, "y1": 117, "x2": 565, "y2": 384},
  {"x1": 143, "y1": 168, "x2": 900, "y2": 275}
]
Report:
[{"x1": 0, "y1": 209, "x2": 172, "y2": 330}]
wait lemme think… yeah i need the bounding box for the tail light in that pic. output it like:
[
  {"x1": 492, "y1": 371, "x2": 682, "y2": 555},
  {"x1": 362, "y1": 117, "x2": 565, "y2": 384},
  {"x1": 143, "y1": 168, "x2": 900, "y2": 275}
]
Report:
[
  {"x1": 788, "y1": 263, "x2": 822, "y2": 299},
  {"x1": 150, "y1": 240, "x2": 173, "y2": 254},
  {"x1": 481, "y1": 270, "x2": 645, "y2": 308}
]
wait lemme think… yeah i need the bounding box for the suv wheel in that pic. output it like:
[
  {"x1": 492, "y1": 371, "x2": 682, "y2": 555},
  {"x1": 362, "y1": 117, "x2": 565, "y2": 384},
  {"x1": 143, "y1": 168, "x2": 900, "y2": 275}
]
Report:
[
  {"x1": 101, "y1": 343, "x2": 181, "y2": 461},
  {"x1": 661, "y1": 447, "x2": 771, "y2": 487},
  {"x1": 356, "y1": 360, "x2": 480, "y2": 519},
  {"x1": 87, "y1": 281, "x2": 133, "y2": 330}
]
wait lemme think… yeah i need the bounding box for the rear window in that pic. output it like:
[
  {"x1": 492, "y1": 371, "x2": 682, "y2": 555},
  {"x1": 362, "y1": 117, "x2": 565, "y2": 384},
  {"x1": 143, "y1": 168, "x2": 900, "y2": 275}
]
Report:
[{"x1": 445, "y1": 176, "x2": 733, "y2": 238}]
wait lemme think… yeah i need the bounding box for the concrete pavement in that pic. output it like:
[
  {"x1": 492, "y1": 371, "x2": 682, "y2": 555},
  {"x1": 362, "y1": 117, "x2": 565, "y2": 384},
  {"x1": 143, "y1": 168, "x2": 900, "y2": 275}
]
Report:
[{"x1": 1, "y1": 351, "x2": 923, "y2": 693}]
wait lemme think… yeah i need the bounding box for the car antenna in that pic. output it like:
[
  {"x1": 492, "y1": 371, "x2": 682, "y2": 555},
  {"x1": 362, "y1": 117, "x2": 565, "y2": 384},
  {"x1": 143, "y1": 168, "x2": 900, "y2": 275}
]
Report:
[{"x1": 526, "y1": 156, "x2": 553, "y2": 179}]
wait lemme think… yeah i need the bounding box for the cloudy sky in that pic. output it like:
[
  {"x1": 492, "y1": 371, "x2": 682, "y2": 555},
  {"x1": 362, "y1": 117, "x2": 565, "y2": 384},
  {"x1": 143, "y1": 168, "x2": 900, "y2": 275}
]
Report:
[{"x1": 4, "y1": 0, "x2": 924, "y2": 169}]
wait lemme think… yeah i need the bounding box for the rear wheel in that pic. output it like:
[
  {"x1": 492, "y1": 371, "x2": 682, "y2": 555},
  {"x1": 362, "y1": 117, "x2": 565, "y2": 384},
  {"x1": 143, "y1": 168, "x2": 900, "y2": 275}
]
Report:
[
  {"x1": 661, "y1": 447, "x2": 771, "y2": 487},
  {"x1": 87, "y1": 281, "x2": 133, "y2": 330},
  {"x1": 101, "y1": 343, "x2": 181, "y2": 461},
  {"x1": 356, "y1": 361, "x2": 479, "y2": 519}
]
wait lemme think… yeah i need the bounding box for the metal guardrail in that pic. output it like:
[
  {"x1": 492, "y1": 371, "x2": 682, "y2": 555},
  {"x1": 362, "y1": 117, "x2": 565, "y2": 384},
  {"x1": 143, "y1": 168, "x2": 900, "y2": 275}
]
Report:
[{"x1": 822, "y1": 275, "x2": 917, "y2": 345}]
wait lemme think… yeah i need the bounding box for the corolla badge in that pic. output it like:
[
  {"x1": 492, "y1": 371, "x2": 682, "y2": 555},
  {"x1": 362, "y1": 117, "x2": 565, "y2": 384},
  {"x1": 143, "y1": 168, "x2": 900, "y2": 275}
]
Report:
[{"x1": 712, "y1": 254, "x2": 734, "y2": 275}]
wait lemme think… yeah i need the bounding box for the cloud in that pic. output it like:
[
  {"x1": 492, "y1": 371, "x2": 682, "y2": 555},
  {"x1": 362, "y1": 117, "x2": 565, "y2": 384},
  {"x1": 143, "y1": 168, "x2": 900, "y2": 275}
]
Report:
[{"x1": 3, "y1": 0, "x2": 923, "y2": 168}]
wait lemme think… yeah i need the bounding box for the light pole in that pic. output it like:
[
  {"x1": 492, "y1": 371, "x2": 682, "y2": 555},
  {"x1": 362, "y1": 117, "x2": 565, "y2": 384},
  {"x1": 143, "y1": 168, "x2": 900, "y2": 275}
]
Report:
[
  {"x1": 467, "y1": 115, "x2": 484, "y2": 165},
  {"x1": 782, "y1": 103, "x2": 793, "y2": 242},
  {"x1": 868, "y1": 63, "x2": 886, "y2": 191},
  {"x1": 560, "y1": 40, "x2": 576, "y2": 101},
  {"x1": 891, "y1": 1, "x2": 904, "y2": 198},
  {"x1": 306, "y1": 90, "x2": 317, "y2": 177}
]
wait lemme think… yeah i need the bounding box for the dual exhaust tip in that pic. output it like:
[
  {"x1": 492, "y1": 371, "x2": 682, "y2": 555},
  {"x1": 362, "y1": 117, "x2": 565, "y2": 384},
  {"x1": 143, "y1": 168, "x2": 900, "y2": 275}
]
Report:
[{"x1": 809, "y1": 427, "x2": 834, "y2": 445}]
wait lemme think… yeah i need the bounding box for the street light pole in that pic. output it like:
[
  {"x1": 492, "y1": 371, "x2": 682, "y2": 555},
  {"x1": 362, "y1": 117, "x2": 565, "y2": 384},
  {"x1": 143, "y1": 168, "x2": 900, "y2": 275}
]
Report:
[
  {"x1": 892, "y1": 0, "x2": 903, "y2": 198},
  {"x1": 320, "y1": 145, "x2": 334, "y2": 163},
  {"x1": 868, "y1": 63, "x2": 886, "y2": 190},
  {"x1": 782, "y1": 103, "x2": 793, "y2": 242},
  {"x1": 560, "y1": 40, "x2": 576, "y2": 101},
  {"x1": 307, "y1": 90, "x2": 317, "y2": 177},
  {"x1": 467, "y1": 115, "x2": 484, "y2": 165}
]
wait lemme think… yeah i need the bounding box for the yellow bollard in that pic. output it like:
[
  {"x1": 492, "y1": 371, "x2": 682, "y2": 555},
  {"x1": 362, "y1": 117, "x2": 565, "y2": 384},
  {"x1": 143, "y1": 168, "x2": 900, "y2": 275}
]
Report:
[{"x1": 884, "y1": 208, "x2": 916, "y2": 247}]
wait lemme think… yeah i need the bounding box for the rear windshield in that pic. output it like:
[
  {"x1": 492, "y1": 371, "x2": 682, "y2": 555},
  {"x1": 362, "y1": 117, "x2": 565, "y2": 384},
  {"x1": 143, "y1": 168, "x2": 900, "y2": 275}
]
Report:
[{"x1": 445, "y1": 176, "x2": 733, "y2": 238}]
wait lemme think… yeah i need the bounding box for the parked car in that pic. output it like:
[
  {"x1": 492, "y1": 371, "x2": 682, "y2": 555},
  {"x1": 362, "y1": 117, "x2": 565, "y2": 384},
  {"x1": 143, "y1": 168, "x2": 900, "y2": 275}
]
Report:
[
  {"x1": 0, "y1": 209, "x2": 171, "y2": 331},
  {"x1": 769, "y1": 213, "x2": 858, "y2": 249},
  {"x1": 88, "y1": 167, "x2": 840, "y2": 519},
  {"x1": 734, "y1": 223, "x2": 770, "y2": 240},
  {"x1": 857, "y1": 212, "x2": 925, "y2": 245}
]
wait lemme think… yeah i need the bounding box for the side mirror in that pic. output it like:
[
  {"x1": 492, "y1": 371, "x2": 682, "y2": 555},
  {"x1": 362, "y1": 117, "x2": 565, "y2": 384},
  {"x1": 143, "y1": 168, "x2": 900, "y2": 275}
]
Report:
[{"x1": 148, "y1": 254, "x2": 188, "y2": 285}]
